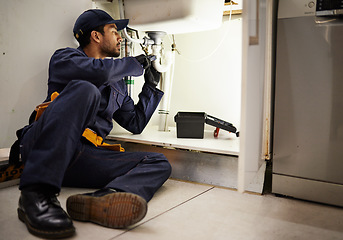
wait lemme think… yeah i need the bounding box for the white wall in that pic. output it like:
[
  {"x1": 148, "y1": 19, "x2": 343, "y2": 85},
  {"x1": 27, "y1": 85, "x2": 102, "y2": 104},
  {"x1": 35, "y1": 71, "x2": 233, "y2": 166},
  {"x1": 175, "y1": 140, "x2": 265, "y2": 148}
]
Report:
[
  {"x1": 0, "y1": 0, "x2": 92, "y2": 148},
  {"x1": 0, "y1": 0, "x2": 242, "y2": 148},
  {"x1": 167, "y1": 15, "x2": 242, "y2": 130}
]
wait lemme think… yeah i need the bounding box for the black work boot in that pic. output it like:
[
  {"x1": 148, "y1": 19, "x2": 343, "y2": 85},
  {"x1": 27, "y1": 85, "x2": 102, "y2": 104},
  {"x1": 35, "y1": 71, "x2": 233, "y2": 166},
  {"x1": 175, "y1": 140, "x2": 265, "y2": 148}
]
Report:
[
  {"x1": 66, "y1": 188, "x2": 147, "y2": 229},
  {"x1": 18, "y1": 187, "x2": 75, "y2": 239}
]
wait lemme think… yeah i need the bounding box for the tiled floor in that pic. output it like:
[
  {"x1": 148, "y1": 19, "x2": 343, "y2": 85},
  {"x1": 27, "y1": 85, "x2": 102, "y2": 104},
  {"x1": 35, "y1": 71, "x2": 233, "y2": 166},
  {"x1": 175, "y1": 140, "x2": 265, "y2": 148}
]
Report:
[{"x1": 1, "y1": 179, "x2": 343, "y2": 240}]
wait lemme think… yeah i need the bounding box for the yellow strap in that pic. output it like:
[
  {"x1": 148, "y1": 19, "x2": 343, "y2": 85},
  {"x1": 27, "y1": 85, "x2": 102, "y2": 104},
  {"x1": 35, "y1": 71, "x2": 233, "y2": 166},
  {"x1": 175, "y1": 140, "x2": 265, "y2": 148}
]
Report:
[
  {"x1": 34, "y1": 92, "x2": 124, "y2": 152},
  {"x1": 82, "y1": 128, "x2": 125, "y2": 152}
]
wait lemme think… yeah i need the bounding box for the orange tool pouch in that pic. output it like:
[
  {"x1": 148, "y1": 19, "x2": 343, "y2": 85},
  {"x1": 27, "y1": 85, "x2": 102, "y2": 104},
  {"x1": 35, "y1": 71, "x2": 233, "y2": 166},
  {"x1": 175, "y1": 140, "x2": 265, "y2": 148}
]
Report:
[
  {"x1": 34, "y1": 92, "x2": 60, "y2": 121},
  {"x1": 34, "y1": 92, "x2": 124, "y2": 152}
]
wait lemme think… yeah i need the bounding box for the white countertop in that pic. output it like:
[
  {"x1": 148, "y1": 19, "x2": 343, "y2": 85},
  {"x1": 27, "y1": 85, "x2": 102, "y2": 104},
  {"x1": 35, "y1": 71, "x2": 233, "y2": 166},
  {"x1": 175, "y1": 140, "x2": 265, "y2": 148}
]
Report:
[{"x1": 108, "y1": 126, "x2": 239, "y2": 156}]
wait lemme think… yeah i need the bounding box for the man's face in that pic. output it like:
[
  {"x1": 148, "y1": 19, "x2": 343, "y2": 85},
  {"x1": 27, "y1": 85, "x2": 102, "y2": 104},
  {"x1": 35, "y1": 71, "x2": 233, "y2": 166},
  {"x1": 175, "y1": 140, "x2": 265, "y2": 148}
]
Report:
[{"x1": 99, "y1": 24, "x2": 122, "y2": 58}]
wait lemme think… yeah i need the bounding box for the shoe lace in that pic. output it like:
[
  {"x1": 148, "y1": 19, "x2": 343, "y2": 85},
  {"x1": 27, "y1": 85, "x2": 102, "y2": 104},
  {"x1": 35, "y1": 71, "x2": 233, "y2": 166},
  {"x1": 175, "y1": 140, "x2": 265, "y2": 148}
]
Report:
[{"x1": 37, "y1": 191, "x2": 61, "y2": 208}]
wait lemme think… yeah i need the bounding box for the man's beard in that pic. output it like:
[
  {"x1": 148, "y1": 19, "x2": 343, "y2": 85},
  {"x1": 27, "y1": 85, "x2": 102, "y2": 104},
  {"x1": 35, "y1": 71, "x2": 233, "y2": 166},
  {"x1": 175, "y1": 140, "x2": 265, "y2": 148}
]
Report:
[{"x1": 101, "y1": 44, "x2": 120, "y2": 58}]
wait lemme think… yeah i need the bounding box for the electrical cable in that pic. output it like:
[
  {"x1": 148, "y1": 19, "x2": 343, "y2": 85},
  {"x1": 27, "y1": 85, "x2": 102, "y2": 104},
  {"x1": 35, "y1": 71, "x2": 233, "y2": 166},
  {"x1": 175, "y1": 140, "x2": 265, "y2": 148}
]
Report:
[{"x1": 172, "y1": 1, "x2": 236, "y2": 63}]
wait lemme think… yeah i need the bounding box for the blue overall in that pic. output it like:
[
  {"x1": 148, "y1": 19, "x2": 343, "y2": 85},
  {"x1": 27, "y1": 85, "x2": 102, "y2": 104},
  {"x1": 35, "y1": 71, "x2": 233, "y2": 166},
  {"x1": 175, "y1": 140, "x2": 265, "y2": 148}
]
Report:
[{"x1": 19, "y1": 47, "x2": 172, "y2": 201}]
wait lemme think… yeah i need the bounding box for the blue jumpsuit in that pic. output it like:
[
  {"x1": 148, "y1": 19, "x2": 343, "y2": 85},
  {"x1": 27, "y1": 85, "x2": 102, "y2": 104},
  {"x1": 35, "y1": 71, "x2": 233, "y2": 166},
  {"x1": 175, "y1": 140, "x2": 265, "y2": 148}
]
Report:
[{"x1": 19, "y1": 47, "x2": 172, "y2": 202}]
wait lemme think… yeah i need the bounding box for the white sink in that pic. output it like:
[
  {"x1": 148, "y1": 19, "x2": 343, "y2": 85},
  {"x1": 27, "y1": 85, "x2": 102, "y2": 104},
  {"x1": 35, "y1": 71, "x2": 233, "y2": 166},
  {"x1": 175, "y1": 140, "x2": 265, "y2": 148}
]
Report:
[{"x1": 123, "y1": 0, "x2": 225, "y2": 34}]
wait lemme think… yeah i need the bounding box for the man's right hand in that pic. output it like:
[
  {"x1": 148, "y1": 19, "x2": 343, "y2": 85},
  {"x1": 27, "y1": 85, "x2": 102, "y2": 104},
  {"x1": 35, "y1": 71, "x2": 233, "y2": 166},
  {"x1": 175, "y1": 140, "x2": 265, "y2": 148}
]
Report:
[{"x1": 135, "y1": 54, "x2": 152, "y2": 70}]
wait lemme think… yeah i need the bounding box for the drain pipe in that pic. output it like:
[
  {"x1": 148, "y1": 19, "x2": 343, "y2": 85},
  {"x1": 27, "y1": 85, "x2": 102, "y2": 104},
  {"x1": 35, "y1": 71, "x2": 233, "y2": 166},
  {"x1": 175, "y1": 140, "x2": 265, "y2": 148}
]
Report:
[
  {"x1": 146, "y1": 31, "x2": 173, "y2": 73},
  {"x1": 158, "y1": 48, "x2": 176, "y2": 131},
  {"x1": 145, "y1": 32, "x2": 174, "y2": 131}
]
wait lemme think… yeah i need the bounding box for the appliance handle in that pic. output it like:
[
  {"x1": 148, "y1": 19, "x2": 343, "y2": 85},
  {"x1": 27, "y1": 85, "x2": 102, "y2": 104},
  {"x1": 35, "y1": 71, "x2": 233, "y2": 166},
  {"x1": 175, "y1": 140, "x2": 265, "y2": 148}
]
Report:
[{"x1": 315, "y1": 16, "x2": 343, "y2": 26}]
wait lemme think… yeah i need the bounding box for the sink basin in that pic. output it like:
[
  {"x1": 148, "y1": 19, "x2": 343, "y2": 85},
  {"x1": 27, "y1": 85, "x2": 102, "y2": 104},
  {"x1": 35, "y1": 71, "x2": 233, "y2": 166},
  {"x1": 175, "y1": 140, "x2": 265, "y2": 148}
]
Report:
[{"x1": 123, "y1": 0, "x2": 225, "y2": 34}]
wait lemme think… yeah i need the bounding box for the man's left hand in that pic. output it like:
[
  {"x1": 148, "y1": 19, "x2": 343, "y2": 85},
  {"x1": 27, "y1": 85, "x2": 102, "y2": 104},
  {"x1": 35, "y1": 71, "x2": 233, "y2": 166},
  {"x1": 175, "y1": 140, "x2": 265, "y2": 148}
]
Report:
[{"x1": 144, "y1": 66, "x2": 161, "y2": 88}]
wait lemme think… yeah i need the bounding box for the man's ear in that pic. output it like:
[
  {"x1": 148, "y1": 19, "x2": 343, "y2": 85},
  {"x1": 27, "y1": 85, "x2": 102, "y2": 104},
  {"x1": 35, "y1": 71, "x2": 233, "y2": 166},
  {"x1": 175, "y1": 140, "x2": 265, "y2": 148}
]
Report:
[{"x1": 90, "y1": 31, "x2": 101, "y2": 44}]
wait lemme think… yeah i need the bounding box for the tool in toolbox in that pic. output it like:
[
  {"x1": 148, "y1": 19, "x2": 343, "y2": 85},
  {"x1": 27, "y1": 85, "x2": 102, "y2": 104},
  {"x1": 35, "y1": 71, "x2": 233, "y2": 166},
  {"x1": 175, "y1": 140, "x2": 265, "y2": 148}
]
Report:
[{"x1": 205, "y1": 114, "x2": 239, "y2": 137}]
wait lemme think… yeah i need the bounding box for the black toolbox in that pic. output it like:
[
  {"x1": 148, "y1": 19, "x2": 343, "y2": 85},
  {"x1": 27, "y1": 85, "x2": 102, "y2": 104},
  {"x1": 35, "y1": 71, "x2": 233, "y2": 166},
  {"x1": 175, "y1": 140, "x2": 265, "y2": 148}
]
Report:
[
  {"x1": 174, "y1": 112, "x2": 238, "y2": 139},
  {"x1": 174, "y1": 112, "x2": 206, "y2": 138}
]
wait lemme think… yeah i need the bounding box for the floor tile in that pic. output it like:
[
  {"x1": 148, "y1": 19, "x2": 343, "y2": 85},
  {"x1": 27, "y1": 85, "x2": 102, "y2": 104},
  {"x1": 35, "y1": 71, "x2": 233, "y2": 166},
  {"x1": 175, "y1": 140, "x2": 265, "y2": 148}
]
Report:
[
  {"x1": 0, "y1": 185, "x2": 120, "y2": 240},
  {"x1": 0, "y1": 179, "x2": 212, "y2": 240},
  {"x1": 0, "y1": 185, "x2": 38, "y2": 240},
  {"x1": 67, "y1": 179, "x2": 211, "y2": 239},
  {"x1": 115, "y1": 187, "x2": 343, "y2": 240},
  {"x1": 140, "y1": 179, "x2": 213, "y2": 221},
  {"x1": 2, "y1": 180, "x2": 343, "y2": 240}
]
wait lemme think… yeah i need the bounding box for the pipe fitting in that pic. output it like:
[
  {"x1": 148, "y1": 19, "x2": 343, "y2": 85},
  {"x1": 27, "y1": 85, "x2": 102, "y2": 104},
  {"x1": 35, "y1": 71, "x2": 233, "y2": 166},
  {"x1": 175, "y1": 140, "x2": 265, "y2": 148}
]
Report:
[
  {"x1": 151, "y1": 45, "x2": 173, "y2": 73},
  {"x1": 122, "y1": 28, "x2": 155, "y2": 46}
]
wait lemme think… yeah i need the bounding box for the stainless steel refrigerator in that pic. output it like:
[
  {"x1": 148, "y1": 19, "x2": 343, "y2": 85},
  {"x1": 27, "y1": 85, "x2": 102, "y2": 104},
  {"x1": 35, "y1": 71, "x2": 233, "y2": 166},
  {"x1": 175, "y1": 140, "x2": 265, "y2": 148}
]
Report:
[{"x1": 272, "y1": 0, "x2": 343, "y2": 207}]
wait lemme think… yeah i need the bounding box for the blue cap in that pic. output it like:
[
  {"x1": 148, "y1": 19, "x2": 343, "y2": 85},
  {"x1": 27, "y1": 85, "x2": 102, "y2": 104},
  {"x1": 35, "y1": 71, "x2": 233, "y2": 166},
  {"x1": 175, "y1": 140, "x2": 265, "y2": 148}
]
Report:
[{"x1": 73, "y1": 9, "x2": 129, "y2": 40}]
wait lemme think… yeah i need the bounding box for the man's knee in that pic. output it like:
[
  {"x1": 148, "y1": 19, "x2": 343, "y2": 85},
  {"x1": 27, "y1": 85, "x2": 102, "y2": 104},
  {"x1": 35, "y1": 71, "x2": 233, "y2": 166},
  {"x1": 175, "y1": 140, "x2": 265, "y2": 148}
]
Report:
[
  {"x1": 66, "y1": 80, "x2": 100, "y2": 104},
  {"x1": 154, "y1": 153, "x2": 172, "y2": 178},
  {"x1": 163, "y1": 156, "x2": 172, "y2": 176}
]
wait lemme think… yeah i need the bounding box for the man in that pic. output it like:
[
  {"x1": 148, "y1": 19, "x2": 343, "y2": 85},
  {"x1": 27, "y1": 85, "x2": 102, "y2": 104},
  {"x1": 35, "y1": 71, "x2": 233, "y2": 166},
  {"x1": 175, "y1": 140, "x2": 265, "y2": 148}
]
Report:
[{"x1": 17, "y1": 9, "x2": 171, "y2": 239}]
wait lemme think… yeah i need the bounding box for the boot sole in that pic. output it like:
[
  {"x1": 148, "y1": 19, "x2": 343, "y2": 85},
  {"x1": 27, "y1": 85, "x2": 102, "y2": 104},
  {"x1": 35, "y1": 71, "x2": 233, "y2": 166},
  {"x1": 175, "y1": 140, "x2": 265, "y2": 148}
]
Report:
[
  {"x1": 66, "y1": 192, "x2": 147, "y2": 229},
  {"x1": 17, "y1": 208, "x2": 75, "y2": 239}
]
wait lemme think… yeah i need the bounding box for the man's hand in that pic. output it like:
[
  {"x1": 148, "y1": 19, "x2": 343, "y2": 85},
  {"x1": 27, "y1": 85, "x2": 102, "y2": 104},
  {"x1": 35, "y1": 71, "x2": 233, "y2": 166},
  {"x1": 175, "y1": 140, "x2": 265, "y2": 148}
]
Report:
[
  {"x1": 144, "y1": 66, "x2": 161, "y2": 88},
  {"x1": 135, "y1": 54, "x2": 152, "y2": 70}
]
